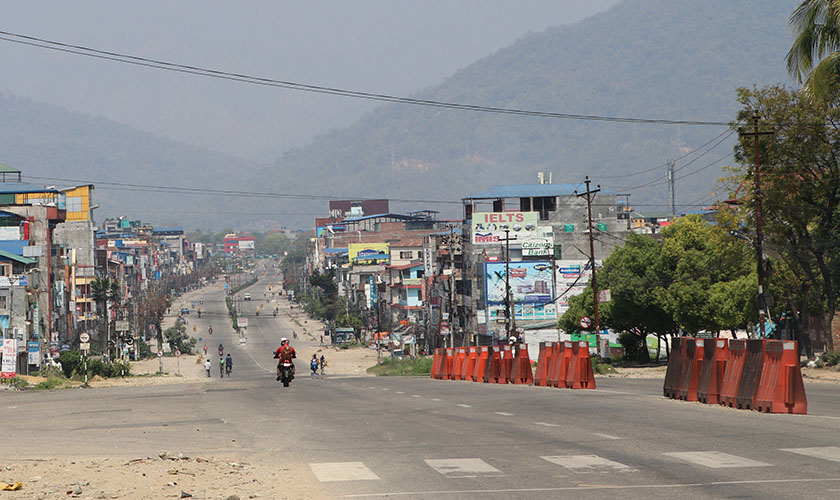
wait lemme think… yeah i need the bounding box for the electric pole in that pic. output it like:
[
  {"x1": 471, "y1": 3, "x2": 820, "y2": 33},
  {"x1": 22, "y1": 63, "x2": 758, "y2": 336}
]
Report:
[
  {"x1": 668, "y1": 159, "x2": 676, "y2": 216},
  {"x1": 499, "y1": 230, "x2": 517, "y2": 340},
  {"x1": 739, "y1": 114, "x2": 774, "y2": 338},
  {"x1": 447, "y1": 227, "x2": 456, "y2": 349},
  {"x1": 576, "y1": 177, "x2": 601, "y2": 333}
]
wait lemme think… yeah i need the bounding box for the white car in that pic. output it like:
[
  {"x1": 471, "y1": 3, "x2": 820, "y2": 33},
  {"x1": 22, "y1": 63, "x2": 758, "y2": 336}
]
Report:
[{"x1": 243, "y1": 293, "x2": 251, "y2": 300}]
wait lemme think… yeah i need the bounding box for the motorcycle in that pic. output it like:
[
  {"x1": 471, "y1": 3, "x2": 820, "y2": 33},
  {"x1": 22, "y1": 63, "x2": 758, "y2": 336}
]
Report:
[
  {"x1": 273, "y1": 310, "x2": 277, "y2": 317},
  {"x1": 278, "y1": 360, "x2": 294, "y2": 387}
]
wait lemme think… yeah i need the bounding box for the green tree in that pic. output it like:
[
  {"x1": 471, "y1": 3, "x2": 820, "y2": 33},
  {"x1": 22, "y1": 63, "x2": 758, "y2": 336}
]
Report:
[
  {"x1": 91, "y1": 277, "x2": 121, "y2": 355},
  {"x1": 729, "y1": 84, "x2": 840, "y2": 351},
  {"x1": 787, "y1": 0, "x2": 840, "y2": 101},
  {"x1": 260, "y1": 233, "x2": 289, "y2": 256}
]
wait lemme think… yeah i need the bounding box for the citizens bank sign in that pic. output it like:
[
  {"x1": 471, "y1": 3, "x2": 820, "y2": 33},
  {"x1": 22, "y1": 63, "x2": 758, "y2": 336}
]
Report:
[{"x1": 471, "y1": 212, "x2": 540, "y2": 245}]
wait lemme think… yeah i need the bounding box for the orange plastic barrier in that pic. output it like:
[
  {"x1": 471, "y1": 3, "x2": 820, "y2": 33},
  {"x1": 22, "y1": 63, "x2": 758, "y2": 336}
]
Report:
[
  {"x1": 547, "y1": 342, "x2": 569, "y2": 388},
  {"x1": 565, "y1": 341, "x2": 596, "y2": 389},
  {"x1": 663, "y1": 337, "x2": 687, "y2": 398},
  {"x1": 697, "y1": 338, "x2": 729, "y2": 405},
  {"x1": 511, "y1": 344, "x2": 534, "y2": 384},
  {"x1": 461, "y1": 346, "x2": 478, "y2": 381},
  {"x1": 473, "y1": 346, "x2": 490, "y2": 382},
  {"x1": 452, "y1": 347, "x2": 466, "y2": 381},
  {"x1": 677, "y1": 338, "x2": 705, "y2": 402},
  {"x1": 499, "y1": 345, "x2": 514, "y2": 384},
  {"x1": 755, "y1": 340, "x2": 807, "y2": 414},
  {"x1": 534, "y1": 342, "x2": 553, "y2": 386},
  {"x1": 431, "y1": 348, "x2": 444, "y2": 379},
  {"x1": 720, "y1": 339, "x2": 747, "y2": 408},
  {"x1": 484, "y1": 346, "x2": 503, "y2": 383},
  {"x1": 442, "y1": 347, "x2": 455, "y2": 380},
  {"x1": 736, "y1": 339, "x2": 765, "y2": 410}
]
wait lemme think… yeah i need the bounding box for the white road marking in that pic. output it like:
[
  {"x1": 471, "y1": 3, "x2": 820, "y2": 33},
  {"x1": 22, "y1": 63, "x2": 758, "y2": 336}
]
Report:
[
  {"x1": 534, "y1": 422, "x2": 559, "y2": 427},
  {"x1": 395, "y1": 391, "x2": 404, "y2": 394},
  {"x1": 781, "y1": 446, "x2": 840, "y2": 463},
  {"x1": 309, "y1": 462, "x2": 380, "y2": 482},
  {"x1": 425, "y1": 458, "x2": 502, "y2": 477},
  {"x1": 430, "y1": 398, "x2": 442, "y2": 401},
  {"x1": 412, "y1": 395, "x2": 422, "y2": 398},
  {"x1": 663, "y1": 451, "x2": 772, "y2": 469},
  {"x1": 542, "y1": 455, "x2": 636, "y2": 473},
  {"x1": 593, "y1": 433, "x2": 622, "y2": 440},
  {"x1": 381, "y1": 388, "x2": 389, "y2": 391},
  {"x1": 457, "y1": 404, "x2": 472, "y2": 408},
  {"x1": 494, "y1": 412, "x2": 513, "y2": 416},
  {"x1": 343, "y1": 478, "x2": 840, "y2": 497},
  {"x1": 368, "y1": 386, "x2": 377, "y2": 389}
]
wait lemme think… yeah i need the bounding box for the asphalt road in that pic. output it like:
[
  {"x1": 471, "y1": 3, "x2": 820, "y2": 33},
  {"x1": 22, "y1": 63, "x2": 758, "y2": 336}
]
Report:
[{"x1": 3, "y1": 267, "x2": 840, "y2": 500}]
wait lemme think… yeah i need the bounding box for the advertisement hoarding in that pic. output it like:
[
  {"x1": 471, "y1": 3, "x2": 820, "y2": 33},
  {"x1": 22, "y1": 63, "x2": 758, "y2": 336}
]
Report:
[
  {"x1": 472, "y1": 212, "x2": 540, "y2": 245},
  {"x1": 348, "y1": 243, "x2": 390, "y2": 265},
  {"x1": 1, "y1": 338, "x2": 16, "y2": 378},
  {"x1": 553, "y1": 260, "x2": 601, "y2": 316},
  {"x1": 485, "y1": 261, "x2": 554, "y2": 304}
]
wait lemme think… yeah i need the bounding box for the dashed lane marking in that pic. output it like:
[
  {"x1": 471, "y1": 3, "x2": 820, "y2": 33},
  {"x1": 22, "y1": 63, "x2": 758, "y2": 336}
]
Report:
[
  {"x1": 593, "y1": 433, "x2": 622, "y2": 440},
  {"x1": 395, "y1": 391, "x2": 405, "y2": 394},
  {"x1": 781, "y1": 446, "x2": 840, "y2": 463},
  {"x1": 425, "y1": 458, "x2": 502, "y2": 478},
  {"x1": 457, "y1": 404, "x2": 472, "y2": 408},
  {"x1": 309, "y1": 462, "x2": 380, "y2": 482},
  {"x1": 494, "y1": 412, "x2": 513, "y2": 416},
  {"x1": 411, "y1": 395, "x2": 422, "y2": 398},
  {"x1": 430, "y1": 398, "x2": 442, "y2": 401},
  {"x1": 663, "y1": 451, "x2": 772, "y2": 469},
  {"x1": 534, "y1": 422, "x2": 559, "y2": 427},
  {"x1": 542, "y1": 455, "x2": 637, "y2": 474}
]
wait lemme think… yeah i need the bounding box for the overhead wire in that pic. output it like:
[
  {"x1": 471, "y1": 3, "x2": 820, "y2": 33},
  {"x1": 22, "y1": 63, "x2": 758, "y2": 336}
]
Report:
[{"x1": 0, "y1": 29, "x2": 733, "y2": 126}]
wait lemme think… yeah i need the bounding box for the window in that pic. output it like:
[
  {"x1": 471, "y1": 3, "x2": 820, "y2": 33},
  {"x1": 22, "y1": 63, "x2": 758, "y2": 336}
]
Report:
[
  {"x1": 0, "y1": 264, "x2": 8, "y2": 276},
  {"x1": 399, "y1": 251, "x2": 413, "y2": 259},
  {"x1": 0, "y1": 296, "x2": 6, "y2": 309},
  {"x1": 417, "y1": 251, "x2": 423, "y2": 259},
  {"x1": 533, "y1": 196, "x2": 557, "y2": 221},
  {"x1": 66, "y1": 196, "x2": 83, "y2": 213}
]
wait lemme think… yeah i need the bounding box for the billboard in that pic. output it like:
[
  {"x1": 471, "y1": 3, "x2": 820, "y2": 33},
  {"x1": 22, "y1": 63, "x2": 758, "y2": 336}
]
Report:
[
  {"x1": 553, "y1": 260, "x2": 601, "y2": 316},
  {"x1": 238, "y1": 240, "x2": 255, "y2": 250},
  {"x1": 472, "y1": 212, "x2": 540, "y2": 245},
  {"x1": 485, "y1": 261, "x2": 553, "y2": 305},
  {"x1": 348, "y1": 243, "x2": 390, "y2": 265}
]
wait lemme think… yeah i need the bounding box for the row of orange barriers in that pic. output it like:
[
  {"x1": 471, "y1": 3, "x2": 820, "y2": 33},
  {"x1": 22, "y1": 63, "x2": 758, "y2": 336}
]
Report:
[
  {"x1": 431, "y1": 345, "x2": 534, "y2": 384},
  {"x1": 663, "y1": 338, "x2": 807, "y2": 414},
  {"x1": 533, "y1": 341, "x2": 596, "y2": 389}
]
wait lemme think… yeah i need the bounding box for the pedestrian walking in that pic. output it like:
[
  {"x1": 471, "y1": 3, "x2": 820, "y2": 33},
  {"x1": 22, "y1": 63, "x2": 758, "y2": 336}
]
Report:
[
  {"x1": 203, "y1": 345, "x2": 208, "y2": 356},
  {"x1": 204, "y1": 358, "x2": 211, "y2": 378},
  {"x1": 225, "y1": 354, "x2": 233, "y2": 377},
  {"x1": 219, "y1": 357, "x2": 225, "y2": 378},
  {"x1": 319, "y1": 334, "x2": 324, "y2": 346},
  {"x1": 319, "y1": 354, "x2": 327, "y2": 379}
]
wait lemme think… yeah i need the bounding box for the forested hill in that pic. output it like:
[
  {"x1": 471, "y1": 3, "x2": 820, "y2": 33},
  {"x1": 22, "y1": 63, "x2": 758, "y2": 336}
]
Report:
[
  {"x1": 257, "y1": 0, "x2": 795, "y2": 221},
  {"x1": 0, "y1": 93, "x2": 262, "y2": 229}
]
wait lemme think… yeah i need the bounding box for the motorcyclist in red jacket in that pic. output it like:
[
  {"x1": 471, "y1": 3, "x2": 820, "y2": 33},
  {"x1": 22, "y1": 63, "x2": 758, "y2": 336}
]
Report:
[{"x1": 274, "y1": 338, "x2": 296, "y2": 380}]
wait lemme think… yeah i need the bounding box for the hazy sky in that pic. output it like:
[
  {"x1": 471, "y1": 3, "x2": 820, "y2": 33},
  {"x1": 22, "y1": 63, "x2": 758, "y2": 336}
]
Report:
[{"x1": 0, "y1": 1, "x2": 619, "y2": 162}]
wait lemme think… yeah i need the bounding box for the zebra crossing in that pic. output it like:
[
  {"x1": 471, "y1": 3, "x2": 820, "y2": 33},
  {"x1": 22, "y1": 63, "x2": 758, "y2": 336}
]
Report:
[{"x1": 309, "y1": 446, "x2": 840, "y2": 482}]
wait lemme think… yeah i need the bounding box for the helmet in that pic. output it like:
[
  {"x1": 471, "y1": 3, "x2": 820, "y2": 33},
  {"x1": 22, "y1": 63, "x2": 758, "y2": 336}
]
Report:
[
  {"x1": 281, "y1": 337, "x2": 288, "y2": 345},
  {"x1": 509, "y1": 336, "x2": 517, "y2": 344}
]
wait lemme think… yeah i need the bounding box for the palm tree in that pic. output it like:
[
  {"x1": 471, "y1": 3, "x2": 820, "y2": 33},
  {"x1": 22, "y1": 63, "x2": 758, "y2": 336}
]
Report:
[
  {"x1": 787, "y1": 0, "x2": 840, "y2": 101},
  {"x1": 91, "y1": 277, "x2": 121, "y2": 356}
]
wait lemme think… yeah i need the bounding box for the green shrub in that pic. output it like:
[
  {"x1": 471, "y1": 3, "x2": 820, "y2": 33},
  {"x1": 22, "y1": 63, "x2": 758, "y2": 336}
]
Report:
[
  {"x1": 367, "y1": 357, "x2": 433, "y2": 376},
  {"x1": 591, "y1": 357, "x2": 617, "y2": 375},
  {"x1": 34, "y1": 376, "x2": 66, "y2": 390},
  {"x1": 814, "y1": 358, "x2": 825, "y2": 369},
  {"x1": 821, "y1": 351, "x2": 840, "y2": 367},
  {"x1": 58, "y1": 351, "x2": 83, "y2": 378},
  {"x1": 618, "y1": 332, "x2": 649, "y2": 363}
]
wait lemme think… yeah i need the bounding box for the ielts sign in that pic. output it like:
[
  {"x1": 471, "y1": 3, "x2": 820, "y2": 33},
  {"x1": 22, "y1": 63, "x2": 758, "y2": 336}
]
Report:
[{"x1": 471, "y1": 211, "x2": 539, "y2": 245}]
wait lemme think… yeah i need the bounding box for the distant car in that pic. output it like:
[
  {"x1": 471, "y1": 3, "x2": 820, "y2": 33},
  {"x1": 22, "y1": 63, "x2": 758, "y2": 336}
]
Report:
[
  {"x1": 391, "y1": 350, "x2": 406, "y2": 360},
  {"x1": 180, "y1": 307, "x2": 190, "y2": 315},
  {"x1": 243, "y1": 293, "x2": 251, "y2": 300}
]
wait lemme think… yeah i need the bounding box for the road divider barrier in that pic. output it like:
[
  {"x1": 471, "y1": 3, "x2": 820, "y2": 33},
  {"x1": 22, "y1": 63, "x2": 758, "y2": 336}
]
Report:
[
  {"x1": 473, "y1": 346, "x2": 490, "y2": 382},
  {"x1": 664, "y1": 337, "x2": 807, "y2": 414},
  {"x1": 462, "y1": 346, "x2": 478, "y2": 381},
  {"x1": 431, "y1": 348, "x2": 445, "y2": 380},
  {"x1": 453, "y1": 347, "x2": 466, "y2": 381},
  {"x1": 511, "y1": 344, "x2": 534, "y2": 385},
  {"x1": 534, "y1": 342, "x2": 553, "y2": 386}
]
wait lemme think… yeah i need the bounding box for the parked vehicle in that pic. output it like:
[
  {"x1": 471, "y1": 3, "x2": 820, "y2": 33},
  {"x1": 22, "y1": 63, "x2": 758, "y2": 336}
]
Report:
[
  {"x1": 243, "y1": 293, "x2": 251, "y2": 300},
  {"x1": 180, "y1": 307, "x2": 189, "y2": 315}
]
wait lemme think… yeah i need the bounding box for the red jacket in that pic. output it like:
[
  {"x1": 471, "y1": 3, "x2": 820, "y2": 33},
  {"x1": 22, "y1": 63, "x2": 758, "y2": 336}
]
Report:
[{"x1": 274, "y1": 345, "x2": 296, "y2": 361}]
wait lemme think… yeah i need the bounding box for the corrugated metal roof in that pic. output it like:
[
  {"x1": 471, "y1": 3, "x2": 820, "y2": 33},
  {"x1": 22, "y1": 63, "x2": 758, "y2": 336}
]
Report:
[
  {"x1": 0, "y1": 162, "x2": 21, "y2": 174},
  {"x1": 323, "y1": 248, "x2": 348, "y2": 254},
  {"x1": 0, "y1": 248, "x2": 36, "y2": 265},
  {"x1": 343, "y1": 213, "x2": 424, "y2": 222},
  {"x1": 0, "y1": 182, "x2": 62, "y2": 194},
  {"x1": 463, "y1": 184, "x2": 613, "y2": 200}
]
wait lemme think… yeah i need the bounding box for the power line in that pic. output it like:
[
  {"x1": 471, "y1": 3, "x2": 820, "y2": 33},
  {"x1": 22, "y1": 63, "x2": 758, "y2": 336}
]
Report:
[{"x1": 0, "y1": 29, "x2": 733, "y2": 127}]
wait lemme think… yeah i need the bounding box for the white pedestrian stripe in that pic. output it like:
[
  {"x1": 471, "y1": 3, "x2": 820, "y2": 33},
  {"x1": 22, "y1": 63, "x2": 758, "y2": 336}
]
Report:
[
  {"x1": 781, "y1": 446, "x2": 840, "y2": 463},
  {"x1": 309, "y1": 462, "x2": 380, "y2": 482},
  {"x1": 592, "y1": 433, "x2": 622, "y2": 440},
  {"x1": 663, "y1": 451, "x2": 772, "y2": 469},
  {"x1": 425, "y1": 458, "x2": 502, "y2": 477},
  {"x1": 495, "y1": 412, "x2": 513, "y2": 416},
  {"x1": 542, "y1": 455, "x2": 636, "y2": 473}
]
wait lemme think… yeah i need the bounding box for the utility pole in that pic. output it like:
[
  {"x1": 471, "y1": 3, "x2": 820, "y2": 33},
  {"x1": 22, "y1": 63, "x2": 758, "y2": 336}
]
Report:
[
  {"x1": 498, "y1": 230, "x2": 518, "y2": 340},
  {"x1": 576, "y1": 177, "x2": 601, "y2": 334},
  {"x1": 668, "y1": 159, "x2": 676, "y2": 216},
  {"x1": 447, "y1": 227, "x2": 456, "y2": 349},
  {"x1": 739, "y1": 114, "x2": 774, "y2": 338}
]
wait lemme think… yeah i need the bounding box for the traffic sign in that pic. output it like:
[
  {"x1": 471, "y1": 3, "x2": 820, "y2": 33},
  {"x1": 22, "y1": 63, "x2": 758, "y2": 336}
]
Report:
[
  {"x1": 579, "y1": 316, "x2": 593, "y2": 330},
  {"x1": 80, "y1": 342, "x2": 90, "y2": 351},
  {"x1": 175, "y1": 350, "x2": 181, "y2": 357},
  {"x1": 157, "y1": 350, "x2": 163, "y2": 357},
  {"x1": 79, "y1": 332, "x2": 90, "y2": 343}
]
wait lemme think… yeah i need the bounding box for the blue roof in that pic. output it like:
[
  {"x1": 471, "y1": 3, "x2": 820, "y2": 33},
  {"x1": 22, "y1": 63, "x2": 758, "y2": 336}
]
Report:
[
  {"x1": 343, "y1": 213, "x2": 425, "y2": 222},
  {"x1": 0, "y1": 183, "x2": 62, "y2": 195},
  {"x1": 0, "y1": 240, "x2": 29, "y2": 255},
  {"x1": 464, "y1": 184, "x2": 613, "y2": 200},
  {"x1": 153, "y1": 227, "x2": 184, "y2": 235},
  {"x1": 324, "y1": 248, "x2": 348, "y2": 254}
]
